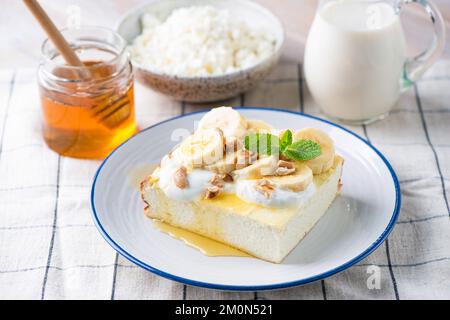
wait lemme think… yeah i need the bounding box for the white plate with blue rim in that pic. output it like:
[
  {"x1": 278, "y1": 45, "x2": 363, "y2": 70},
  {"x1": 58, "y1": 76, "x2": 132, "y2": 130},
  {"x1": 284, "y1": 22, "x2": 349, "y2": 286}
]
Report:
[{"x1": 91, "y1": 107, "x2": 401, "y2": 291}]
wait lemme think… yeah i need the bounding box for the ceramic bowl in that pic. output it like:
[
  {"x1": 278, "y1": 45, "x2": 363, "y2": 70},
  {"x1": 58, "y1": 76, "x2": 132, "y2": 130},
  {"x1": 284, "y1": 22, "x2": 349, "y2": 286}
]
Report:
[{"x1": 117, "y1": 0, "x2": 284, "y2": 103}]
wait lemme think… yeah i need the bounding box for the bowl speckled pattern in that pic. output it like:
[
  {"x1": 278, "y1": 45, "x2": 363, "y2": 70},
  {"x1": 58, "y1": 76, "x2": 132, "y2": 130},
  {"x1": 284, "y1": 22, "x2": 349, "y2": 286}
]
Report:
[{"x1": 117, "y1": 0, "x2": 285, "y2": 103}]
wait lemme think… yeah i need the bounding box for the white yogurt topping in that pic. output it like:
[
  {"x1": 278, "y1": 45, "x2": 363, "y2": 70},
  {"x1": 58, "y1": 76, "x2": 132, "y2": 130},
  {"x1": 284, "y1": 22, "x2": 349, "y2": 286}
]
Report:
[
  {"x1": 235, "y1": 180, "x2": 316, "y2": 208},
  {"x1": 156, "y1": 154, "x2": 316, "y2": 208},
  {"x1": 157, "y1": 156, "x2": 214, "y2": 202}
]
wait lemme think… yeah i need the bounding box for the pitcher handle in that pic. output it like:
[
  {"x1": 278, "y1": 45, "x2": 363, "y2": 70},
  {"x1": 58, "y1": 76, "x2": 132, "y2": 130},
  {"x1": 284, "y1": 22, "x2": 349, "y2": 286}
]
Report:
[{"x1": 399, "y1": 0, "x2": 446, "y2": 90}]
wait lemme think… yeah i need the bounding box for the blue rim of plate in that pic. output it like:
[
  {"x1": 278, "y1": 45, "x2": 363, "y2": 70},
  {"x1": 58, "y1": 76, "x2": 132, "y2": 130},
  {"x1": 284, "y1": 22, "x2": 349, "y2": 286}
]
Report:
[{"x1": 91, "y1": 107, "x2": 401, "y2": 291}]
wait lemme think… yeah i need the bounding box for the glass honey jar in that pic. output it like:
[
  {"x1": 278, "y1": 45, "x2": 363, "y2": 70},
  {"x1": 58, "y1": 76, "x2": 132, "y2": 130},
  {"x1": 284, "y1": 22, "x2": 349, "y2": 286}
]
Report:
[{"x1": 38, "y1": 27, "x2": 137, "y2": 159}]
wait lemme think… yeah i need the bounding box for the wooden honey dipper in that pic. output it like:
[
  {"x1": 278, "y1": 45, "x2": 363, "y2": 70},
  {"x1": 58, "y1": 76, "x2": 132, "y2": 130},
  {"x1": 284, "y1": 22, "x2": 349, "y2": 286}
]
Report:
[{"x1": 23, "y1": 0, "x2": 132, "y2": 129}]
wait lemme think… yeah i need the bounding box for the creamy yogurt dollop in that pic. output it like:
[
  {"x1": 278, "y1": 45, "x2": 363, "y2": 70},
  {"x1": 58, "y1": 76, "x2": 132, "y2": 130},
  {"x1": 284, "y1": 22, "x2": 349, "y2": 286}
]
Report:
[
  {"x1": 234, "y1": 180, "x2": 316, "y2": 208},
  {"x1": 157, "y1": 155, "x2": 215, "y2": 201},
  {"x1": 156, "y1": 154, "x2": 316, "y2": 207}
]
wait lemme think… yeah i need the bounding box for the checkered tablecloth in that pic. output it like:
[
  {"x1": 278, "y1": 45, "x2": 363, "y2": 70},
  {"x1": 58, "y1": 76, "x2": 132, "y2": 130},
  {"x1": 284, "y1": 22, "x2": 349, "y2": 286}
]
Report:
[{"x1": 0, "y1": 60, "x2": 449, "y2": 300}]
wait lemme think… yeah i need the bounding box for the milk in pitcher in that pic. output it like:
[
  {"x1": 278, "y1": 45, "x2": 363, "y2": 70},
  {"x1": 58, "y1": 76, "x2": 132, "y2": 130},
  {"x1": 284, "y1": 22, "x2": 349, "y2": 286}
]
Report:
[{"x1": 304, "y1": 0, "x2": 407, "y2": 123}]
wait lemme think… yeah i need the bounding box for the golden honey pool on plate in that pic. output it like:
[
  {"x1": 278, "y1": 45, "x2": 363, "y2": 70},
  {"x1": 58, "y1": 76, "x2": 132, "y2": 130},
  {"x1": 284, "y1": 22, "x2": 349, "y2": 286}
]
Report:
[{"x1": 140, "y1": 107, "x2": 344, "y2": 263}]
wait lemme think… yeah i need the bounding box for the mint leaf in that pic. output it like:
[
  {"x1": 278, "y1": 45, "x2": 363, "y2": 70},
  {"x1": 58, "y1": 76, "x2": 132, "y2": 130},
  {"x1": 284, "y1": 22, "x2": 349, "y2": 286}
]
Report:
[
  {"x1": 280, "y1": 130, "x2": 292, "y2": 153},
  {"x1": 244, "y1": 133, "x2": 280, "y2": 156},
  {"x1": 283, "y1": 139, "x2": 322, "y2": 161}
]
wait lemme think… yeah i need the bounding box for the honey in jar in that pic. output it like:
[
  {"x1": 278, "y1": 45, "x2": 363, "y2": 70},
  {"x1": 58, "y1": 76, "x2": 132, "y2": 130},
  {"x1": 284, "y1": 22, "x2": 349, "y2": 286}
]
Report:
[{"x1": 38, "y1": 27, "x2": 137, "y2": 159}]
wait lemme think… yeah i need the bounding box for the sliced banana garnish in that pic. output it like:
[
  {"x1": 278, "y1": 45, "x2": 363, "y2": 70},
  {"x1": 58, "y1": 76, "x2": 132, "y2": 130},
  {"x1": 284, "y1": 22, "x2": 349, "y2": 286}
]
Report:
[
  {"x1": 232, "y1": 155, "x2": 278, "y2": 180},
  {"x1": 175, "y1": 128, "x2": 224, "y2": 168},
  {"x1": 205, "y1": 152, "x2": 237, "y2": 174},
  {"x1": 198, "y1": 107, "x2": 248, "y2": 140},
  {"x1": 293, "y1": 128, "x2": 335, "y2": 175},
  {"x1": 247, "y1": 119, "x2": 274, "y2": 133},
  {"x1": 267, "y1": 164, "x2": 313, "y2": 192}
]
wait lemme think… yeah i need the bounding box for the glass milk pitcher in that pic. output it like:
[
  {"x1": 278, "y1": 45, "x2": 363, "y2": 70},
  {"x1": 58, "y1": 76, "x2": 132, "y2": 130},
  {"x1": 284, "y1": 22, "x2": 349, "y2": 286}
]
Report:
[{"x1": 304, "y1": 0, "x2": 446, "y2": 125}]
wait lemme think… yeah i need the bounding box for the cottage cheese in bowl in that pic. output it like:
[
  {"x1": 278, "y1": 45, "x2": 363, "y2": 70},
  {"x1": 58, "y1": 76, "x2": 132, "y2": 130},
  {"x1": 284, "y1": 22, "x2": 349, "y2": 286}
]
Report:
[
  {"x1": 117, "y1": 0, "x2": 284, "y2": 102},
  {"x1": 129, "y1": 6, "x2": 277, "y2": 77}
]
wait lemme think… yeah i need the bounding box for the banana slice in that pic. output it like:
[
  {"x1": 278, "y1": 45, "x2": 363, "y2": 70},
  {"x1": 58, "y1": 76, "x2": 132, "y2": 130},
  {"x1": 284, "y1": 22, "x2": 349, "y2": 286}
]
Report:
[
  {"x1": 175, "y1": 129, "x2": 224, "y2": 168},
  {"x1": 198, "y1": 107, "x2": 248, "y2": 140},
  {"x1": 247, "y1": 119, "x2": 274, "y2": 133},
  {"x1": 232, "y1": 155, "x2": 278, "y2": 180},
  {"x1": 267, "y1": 164, "x2": 313, "y2": 192},
  {"x1": 293, "y1": 128, "x2": 335, "y2": 174},
  {"x1": 205, "y1": 152, "x2": 237, "y2": 174}
]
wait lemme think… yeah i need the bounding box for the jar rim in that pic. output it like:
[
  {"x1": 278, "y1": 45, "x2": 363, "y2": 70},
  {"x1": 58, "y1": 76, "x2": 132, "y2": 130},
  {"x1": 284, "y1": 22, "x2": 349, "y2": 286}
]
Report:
[{"x1": 40, "y1": 26, "x2": 128, "y2": 72}]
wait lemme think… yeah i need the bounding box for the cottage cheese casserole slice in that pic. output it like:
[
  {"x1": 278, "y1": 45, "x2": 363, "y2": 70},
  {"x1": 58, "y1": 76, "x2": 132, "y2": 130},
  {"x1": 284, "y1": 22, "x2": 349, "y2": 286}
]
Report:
[{"x1": 140, "y1": 107, "x2": 343, "y2": 263}]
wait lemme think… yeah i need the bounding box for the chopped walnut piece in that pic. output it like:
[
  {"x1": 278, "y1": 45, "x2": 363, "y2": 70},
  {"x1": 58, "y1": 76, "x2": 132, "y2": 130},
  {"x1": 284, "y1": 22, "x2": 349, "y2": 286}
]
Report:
[
  {"x1": 205, "y1": 173, "x2": 233, "y2": 199},
  {"x1": 275, "y1": 160, "x2": 296, "y2": 176},
  {"x1": 222, "y1": 173, "x2": 233, "y2": 182},
  {"x1": 278, "y1": 160, "x2": 295, "y2": 169},
  {"x1": 258, "y1": 179, "x2": 275, "y2": 188},
  {"x1": 209, "y1": 174, "x2": 225, "y2": 188},
  {"x1": 254, "y1": 179, "x2": 276, "y2": 199},
  {"x1": 173, "y1": 166, "x2": 189, "y2": 189},
  {"x1": 204, "y1": 185, "x2": 221, "y2": 199},
  {"x1": 210, "y1": 173, "x2": 234, "y2": 185}
]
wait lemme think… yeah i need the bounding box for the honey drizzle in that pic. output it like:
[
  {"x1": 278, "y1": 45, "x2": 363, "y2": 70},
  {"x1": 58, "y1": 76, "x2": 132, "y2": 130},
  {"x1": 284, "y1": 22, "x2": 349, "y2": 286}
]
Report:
[{"x1": 153, "y1": 220, "x2": 251, "y2": 258}]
